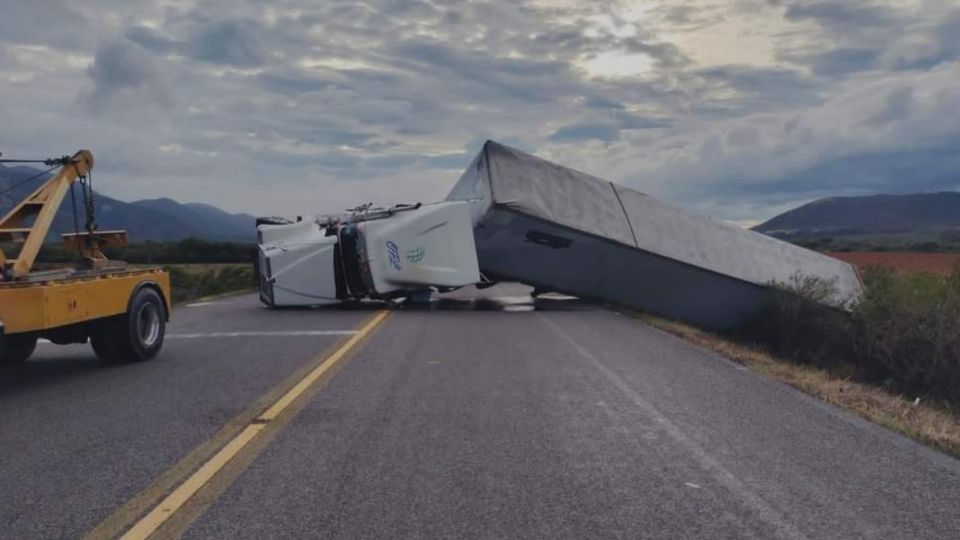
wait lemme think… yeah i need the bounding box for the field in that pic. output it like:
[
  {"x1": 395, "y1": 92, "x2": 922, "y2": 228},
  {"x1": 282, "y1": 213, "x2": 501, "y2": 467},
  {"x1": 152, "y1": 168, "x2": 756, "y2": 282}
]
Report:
[{"x1": 827, "y1": 251, "x2": 960, "y2": 275}]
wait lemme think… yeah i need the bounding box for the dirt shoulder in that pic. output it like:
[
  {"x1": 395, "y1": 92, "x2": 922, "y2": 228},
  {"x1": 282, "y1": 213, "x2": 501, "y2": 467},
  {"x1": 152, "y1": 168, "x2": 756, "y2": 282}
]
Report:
[{"x1": 639, "y1": 314, "x2": 960, "y2": 459}]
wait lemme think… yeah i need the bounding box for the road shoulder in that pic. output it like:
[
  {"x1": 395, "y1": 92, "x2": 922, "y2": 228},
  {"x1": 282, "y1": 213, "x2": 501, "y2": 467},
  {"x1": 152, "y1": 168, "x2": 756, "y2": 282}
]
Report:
[{"x1": 639, "y1": 313, "x2": 960, "y2": 459}]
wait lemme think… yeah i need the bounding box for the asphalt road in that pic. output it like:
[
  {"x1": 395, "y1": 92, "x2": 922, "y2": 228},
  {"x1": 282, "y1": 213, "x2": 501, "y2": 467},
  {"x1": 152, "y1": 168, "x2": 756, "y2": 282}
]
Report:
[{"x1": 1, "y1": 284, "x2": 959, "y2": 539}]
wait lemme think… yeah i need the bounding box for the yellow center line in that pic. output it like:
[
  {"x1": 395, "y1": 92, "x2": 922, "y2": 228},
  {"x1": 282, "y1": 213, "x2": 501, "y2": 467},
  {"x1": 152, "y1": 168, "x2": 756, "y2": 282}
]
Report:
[{"x1": 118, "y1": 310, "x2": 390, "y2": 540}]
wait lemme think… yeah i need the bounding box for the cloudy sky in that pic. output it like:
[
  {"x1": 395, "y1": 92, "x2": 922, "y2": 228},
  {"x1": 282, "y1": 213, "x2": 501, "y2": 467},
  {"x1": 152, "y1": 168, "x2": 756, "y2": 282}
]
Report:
[{"x1": 1, "y1": 0, "x2": 958, "y2": 225}]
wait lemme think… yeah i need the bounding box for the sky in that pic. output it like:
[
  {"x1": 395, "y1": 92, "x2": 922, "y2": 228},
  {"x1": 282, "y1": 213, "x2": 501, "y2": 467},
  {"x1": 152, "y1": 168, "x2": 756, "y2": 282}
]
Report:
[{"x1": 1, "y1": 0, "x2": 958, "y2": 226}]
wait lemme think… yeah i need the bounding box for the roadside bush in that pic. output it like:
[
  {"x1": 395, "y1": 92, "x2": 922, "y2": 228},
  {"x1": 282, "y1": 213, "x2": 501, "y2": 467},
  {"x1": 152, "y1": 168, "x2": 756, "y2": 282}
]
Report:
[
  {"x1": 854, "y1": 266, "x2": 960, "y2": 400},
  {"x1": 740, "y1": 275, "x2": 854, "y2": 369},
  {"x1": 739, "y1": 265, "x2": 960, "y2": 404},
  {"x1": 166, "y1": 265, "x2": 256, "y2": 304}
]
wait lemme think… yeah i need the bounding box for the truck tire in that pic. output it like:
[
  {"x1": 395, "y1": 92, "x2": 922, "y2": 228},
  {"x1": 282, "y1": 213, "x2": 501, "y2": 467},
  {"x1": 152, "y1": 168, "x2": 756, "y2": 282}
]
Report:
[
  {"x1": 0, "y1": 333, "x2": 38, "y2": 364},
  {"x1": 91, "y1": 287, "x2": 166, "y2": 363}
]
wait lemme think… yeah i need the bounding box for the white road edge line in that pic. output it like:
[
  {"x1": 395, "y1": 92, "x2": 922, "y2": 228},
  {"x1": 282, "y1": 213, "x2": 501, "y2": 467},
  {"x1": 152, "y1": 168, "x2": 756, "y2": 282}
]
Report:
[{"x1": 538, "y1": 313, "x2": 809, "y2": 540}]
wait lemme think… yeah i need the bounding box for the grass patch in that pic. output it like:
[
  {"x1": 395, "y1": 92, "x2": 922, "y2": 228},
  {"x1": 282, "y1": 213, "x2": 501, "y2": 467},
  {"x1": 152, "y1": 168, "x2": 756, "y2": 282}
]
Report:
[
  {"x1": 160, "y1": 263, "x2": 256, "y2": 304},
  {"x1": 641, "y1": 314, "x2": 960, "y2": 458}
]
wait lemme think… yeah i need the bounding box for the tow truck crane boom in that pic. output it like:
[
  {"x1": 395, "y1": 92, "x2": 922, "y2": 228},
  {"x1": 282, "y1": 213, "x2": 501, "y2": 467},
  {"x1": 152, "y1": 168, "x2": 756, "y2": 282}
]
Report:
[{"x1": 0, "y1": 151, "x2": 93, "y2": 278}]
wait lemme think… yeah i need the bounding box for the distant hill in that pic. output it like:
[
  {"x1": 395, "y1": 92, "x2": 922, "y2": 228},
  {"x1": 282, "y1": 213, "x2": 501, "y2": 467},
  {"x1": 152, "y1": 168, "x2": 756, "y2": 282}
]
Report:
[
  {"x1": 754, "y1": 192, "x2": 960, "y2": 240},
  {"x1": 0, "y1": 165, "x2": 255, "y2": 241},
  {"x1": 130, "y1": 198, "x2": 257, "y2": 240}
]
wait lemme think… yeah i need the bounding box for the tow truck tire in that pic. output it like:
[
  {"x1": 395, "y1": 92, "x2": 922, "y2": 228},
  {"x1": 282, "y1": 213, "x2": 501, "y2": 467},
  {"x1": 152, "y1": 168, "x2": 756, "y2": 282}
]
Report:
[
  {"x1": 92, "y1": 287, "x2": 166, "y2": 363},
  {"x1": 0, "y1": 333, "x2": 38, "y2": 364}
]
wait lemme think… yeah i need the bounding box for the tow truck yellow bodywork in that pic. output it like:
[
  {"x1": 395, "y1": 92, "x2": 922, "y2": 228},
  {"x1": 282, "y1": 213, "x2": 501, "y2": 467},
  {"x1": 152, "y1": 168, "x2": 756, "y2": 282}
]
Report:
[{"x1": 0, "y1": 268, "x2": 170, "y2": 334}]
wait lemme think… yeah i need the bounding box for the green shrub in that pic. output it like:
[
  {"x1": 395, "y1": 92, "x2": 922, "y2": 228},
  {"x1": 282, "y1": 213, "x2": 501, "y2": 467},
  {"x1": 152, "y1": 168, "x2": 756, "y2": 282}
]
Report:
[
  {"x1": 853, "y1": 266, "x2": 960, "y2": 400},
  {"x1": 740, "y1": 274, "x2": 854, "y2": 369},
  {"x1": 741, "y1": 265, "x2": 960, "y2": 403}
]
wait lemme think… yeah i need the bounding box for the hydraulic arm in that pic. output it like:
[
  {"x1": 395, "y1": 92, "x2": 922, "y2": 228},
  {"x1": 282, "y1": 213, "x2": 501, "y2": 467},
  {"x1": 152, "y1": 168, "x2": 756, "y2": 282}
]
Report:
[
  {"x1": 0, "y1": 150, "x2": 125, "y2": 280},
  {"x1": 0, "y1": 151, "x2": 92, "y2": 278}
]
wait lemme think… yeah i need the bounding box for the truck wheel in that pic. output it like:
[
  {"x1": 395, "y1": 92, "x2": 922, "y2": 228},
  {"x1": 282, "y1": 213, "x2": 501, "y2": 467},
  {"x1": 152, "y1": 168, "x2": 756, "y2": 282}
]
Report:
[
  {"x1": 92, "y1": 287, "x2": 166, "y2": 363},
  {"x1": 0, "y1": 333, "x2": 38, "y2": 364}
]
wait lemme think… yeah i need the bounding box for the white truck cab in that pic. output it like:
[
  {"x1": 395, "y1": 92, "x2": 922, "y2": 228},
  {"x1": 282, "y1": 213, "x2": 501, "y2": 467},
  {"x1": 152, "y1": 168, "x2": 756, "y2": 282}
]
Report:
[{"x1": 257, "y1": 201, "x2": 480, "y2": 307}]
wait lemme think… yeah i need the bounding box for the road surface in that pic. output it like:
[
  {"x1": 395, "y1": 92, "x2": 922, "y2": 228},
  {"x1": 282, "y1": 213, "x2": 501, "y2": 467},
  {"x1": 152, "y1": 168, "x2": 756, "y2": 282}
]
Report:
[{"x1": 1, "y1": 284, "x2": 958, "y2": 539}]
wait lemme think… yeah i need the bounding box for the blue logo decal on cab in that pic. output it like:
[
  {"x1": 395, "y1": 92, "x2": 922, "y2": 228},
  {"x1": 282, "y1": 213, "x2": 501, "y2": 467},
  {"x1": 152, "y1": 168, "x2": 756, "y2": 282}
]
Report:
[
  {"x1": 405, "y1": 246, "x2": 425, "y2": 263},
  {"x1": 386, "y1": 241, "x2": 402, "y2": 270}
]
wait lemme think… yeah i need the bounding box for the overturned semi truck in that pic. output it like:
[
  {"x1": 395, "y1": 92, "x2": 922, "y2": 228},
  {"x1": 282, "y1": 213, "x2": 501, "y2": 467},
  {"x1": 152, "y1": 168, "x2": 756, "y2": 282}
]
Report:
[
  {"x1": 257, "y1": 140, "x2": 863, "y2": 329},
  {"x1": 256, "y1": 202, "x2": 480, "y2": 307}
]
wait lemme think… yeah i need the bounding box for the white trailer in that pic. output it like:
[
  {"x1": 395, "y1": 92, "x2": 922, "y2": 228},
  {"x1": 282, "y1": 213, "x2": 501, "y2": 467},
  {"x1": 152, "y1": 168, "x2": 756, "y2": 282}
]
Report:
[{"x1": 447, "y1": 141, "x2": 863, "y2": 329}]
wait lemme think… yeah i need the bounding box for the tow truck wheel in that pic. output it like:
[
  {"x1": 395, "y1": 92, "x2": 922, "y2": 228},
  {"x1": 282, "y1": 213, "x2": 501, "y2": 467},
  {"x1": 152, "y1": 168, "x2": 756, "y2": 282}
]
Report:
[
  {"x1": 0, "y1": 333, "x2": 38, "y2": 364},
  {"x1": 91, "y1": 287, "x2": 166, "y2": 363}
]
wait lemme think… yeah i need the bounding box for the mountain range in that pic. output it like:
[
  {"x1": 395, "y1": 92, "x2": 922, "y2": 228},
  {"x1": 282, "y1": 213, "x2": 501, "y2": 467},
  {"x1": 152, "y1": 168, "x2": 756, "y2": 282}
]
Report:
[
  {"x1": 6, "y1": 162, "x2": 958, "y2": 245},
  {"x1": 753, "y1": 192, "x2": 960, "y2": 240},
  {"x1": 0, "y1": 165, "x2": 255, "y2": 241}
]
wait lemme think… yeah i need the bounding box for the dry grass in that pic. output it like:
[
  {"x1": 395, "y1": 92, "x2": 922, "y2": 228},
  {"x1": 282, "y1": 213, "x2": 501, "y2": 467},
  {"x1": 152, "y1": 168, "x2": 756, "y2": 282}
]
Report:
[{"x1": 640, "y1": 314, "x2": 960, "y2": 459}]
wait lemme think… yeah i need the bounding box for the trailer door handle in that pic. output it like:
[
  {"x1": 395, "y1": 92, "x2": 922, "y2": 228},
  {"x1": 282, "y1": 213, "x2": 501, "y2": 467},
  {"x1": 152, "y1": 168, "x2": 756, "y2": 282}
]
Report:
[{"x1": 525, "y1": 230, "x2": 573, "y2": 249}]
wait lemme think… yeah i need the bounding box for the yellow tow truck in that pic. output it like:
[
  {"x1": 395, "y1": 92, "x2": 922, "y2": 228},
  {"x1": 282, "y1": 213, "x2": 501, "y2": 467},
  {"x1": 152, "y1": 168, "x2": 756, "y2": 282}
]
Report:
[{"x1": 0, "y1": 150, "x2": 170, "y2": 364}]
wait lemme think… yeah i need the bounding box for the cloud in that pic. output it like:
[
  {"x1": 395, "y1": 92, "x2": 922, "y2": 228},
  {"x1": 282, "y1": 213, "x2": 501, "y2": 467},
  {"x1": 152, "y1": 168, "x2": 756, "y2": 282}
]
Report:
[
  {"x1": 784, "y1": 1, "x2": 897, "y2": 30},
  {"x1": 125, "y1": 25, "x2": 180, "y2": 54},
  {"x1": 804, "y1": 47, "x2": 881, "y2": 76},
  {"x1": 881, "y1": 11, "x2": 960, "y2": 70},
  {"x1": 395, "y1": 39, "x2": 577, "y2": 104},
  {"x1": 1, "y1": 0, "x2": 958, "y2": 224},
  {"x1": 549, "y1": 123, "x2": 622, "y2": 143},
  {"x1": 778, "y1": 4, "x2": 960, "y2": 77},
  {"x1": 127, "y1": 18, "x2": 270, "y2": 67},
  {"x1": 614, "y1": 112, "x2": 672, "y2": 130},
  {"x1": 82, "y1": 40, "x2": 171, "y2": 112},
  {"x1": 620, "y1": 37, "x2": 692, "y2": 69},
  {"x1": 694, "y1": 65, "x2": 822, "y2": 109},
  {"x1": 610, "y1": 62, "x2": 960, "y2": 219},
  {"x1": 187, "y1": 19, "x2": 267, "y2": 67},
  {"x1": 583, "y1": 96, "x2": 625, "y2": 110},
  {"x1": 0, "y1": 1, "x2": 90, "y2": 48},
  {"x1": 257, "y1": 71, "x2": 331, "y2": 95},
  {"x1": 865, "y1": 86, "x2": 913, "y2": 127}
]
